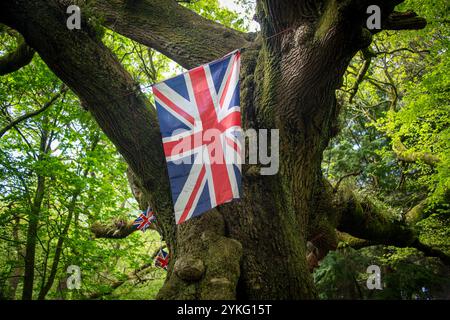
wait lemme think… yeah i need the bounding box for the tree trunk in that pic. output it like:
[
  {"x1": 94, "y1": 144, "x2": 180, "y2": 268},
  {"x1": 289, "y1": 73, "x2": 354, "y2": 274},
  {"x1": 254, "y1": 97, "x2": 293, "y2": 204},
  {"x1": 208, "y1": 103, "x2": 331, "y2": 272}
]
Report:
[
  {"x1": 37, "y1": 191, "x2": 77, "y2": 300},
  {"x1": 21, "y1": 116, "x2": 51, "y2": 300},
  {"x1": 0, "y1": 0, "x2": 427, "y2": 300},
  {"x1": 22, "y1": 173, "x2": 46, "y2": 300},
  {"x1": 37, "y1": 137, "x2": 98, "y2": 300},
  {"x1": 8, "y1": 215, "x2": 23, "y2": 299}
]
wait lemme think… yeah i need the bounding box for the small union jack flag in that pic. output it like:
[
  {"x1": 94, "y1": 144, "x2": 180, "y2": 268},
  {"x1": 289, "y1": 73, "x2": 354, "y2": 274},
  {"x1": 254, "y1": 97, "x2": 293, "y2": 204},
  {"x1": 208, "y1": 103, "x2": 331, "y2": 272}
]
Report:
[
  {"x1": 132, "y1": 208, "x2": 156, "y2": 232},
  {"x1": 152, "y1": 50, "x2": 242, "y2": 224},
  {"x1": 155, "y1": 249, "x2": 169, "y2": 270}
]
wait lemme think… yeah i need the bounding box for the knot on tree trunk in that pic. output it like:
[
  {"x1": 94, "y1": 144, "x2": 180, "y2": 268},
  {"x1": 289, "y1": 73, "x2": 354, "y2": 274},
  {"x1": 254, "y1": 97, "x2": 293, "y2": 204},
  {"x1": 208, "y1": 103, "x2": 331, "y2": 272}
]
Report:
[
  {"x1": 198, "y1": 236, "x2": 242, "y2": 299},
  {"x1": 157, "y1": 211, "x2": 243, "y2": 300},
  {"x1": 174, "y1": 257, "x2": 205, "y2": 281},
  {"x1": 157, "y1": 235, "x2": 243, "y2": 300}
]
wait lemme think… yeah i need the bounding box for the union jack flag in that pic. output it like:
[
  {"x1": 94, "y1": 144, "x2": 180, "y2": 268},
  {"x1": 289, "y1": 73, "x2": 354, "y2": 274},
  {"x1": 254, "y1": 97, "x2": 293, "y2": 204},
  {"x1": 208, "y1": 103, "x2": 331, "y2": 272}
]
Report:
[
  {"x1": 152, "y1": 50, "x2": 242, "y2": 224},
  {"x1": 132, "y1": 208, "x2": 156, "y2": 232},
  {"x1": 155, "y1": 249, "x2": 169, "y2": 270}
]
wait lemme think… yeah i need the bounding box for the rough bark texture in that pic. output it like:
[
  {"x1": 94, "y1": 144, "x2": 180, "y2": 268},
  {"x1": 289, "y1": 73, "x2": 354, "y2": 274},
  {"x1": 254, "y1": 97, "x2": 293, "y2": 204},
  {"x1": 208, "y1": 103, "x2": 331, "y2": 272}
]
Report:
[
  {"x1": 0, "y1": 0, "x2": 428, "y2": 300},
  {"x1": 92, "y1": 0, "x2": 252, "y2": 69},
  {"x1": 22, "y1": 129, "x2": 48, "y2": 300}
]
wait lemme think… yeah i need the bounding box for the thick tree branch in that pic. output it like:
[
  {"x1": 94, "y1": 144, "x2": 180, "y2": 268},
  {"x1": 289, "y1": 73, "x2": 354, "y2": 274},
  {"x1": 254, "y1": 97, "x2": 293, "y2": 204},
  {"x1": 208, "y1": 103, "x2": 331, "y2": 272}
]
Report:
[
  {"x1": 336, "y1": 230, "x2": 375, "y2": 249},
  {"x1": 393, "y1": 138, "x2": 441, "y2": 166},
  {"x1": 336, "y1": 187, "x2": 416, "y2": 247},
  {"x1": 93, "y1": 0, "x2": 250, "y2": 69},
  {"x1": 91, "y1": 219, "x2": 139, "y2": 239},
  {"x1": 413, "y1": 239, "x2": 450, "y2": 266},
  {"x1": 0, "y1": 34, "x2": 35, "y2": 75},
  {"x1": 343, "y1": 1, "x2": 426, "y2": 30},
  {"x1": 337, "y1": 229, "x2": 450, "y2": 265},
  {"x1": 335, "y1": 187, "x2": 450, "y2": 265},
  {"x1": 382, "y1": 11, "x2": 427, "y2": 31}
]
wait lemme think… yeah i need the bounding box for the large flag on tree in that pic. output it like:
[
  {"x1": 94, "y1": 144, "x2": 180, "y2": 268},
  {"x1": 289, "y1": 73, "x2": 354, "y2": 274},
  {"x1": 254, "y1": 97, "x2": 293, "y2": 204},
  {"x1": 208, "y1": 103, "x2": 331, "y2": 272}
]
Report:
[{"x1": 152, "y1": 50, "x2": 242, "y2": 224}]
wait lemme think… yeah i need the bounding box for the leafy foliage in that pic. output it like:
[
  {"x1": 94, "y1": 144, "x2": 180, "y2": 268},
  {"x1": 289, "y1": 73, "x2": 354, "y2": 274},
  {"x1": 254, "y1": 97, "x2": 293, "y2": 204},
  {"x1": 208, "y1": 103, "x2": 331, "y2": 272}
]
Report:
[
  {"x1": 325, "y1": 0, "x2": 449, "y2": 215},
  {"x1": 0, "y1": 26, "x2": 169, "y2": 301},
  {"x1": 320, "y1": 0, "x2": 450, "y2": 299},
  {"x1": 314, "y1": 246, "x2": 450, "y2": 299}
]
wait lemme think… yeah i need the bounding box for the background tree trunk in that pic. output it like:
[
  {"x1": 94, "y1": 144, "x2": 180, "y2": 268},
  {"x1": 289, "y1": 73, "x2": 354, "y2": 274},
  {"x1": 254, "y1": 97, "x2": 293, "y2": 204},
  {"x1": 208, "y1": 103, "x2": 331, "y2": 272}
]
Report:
[
  {"x1": 8, "y1": 216, "x2": 23, "y2": 299},
  {"x1": 22, "y1": 125, "x2": 49, "y2": 300}
]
